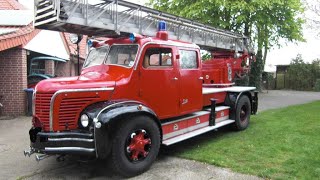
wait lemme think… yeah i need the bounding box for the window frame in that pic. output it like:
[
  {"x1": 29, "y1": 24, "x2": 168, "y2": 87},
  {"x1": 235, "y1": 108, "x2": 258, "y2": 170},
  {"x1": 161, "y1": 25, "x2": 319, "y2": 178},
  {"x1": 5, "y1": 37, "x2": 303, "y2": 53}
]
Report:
[
  {"x1": 82, "y1": 45, "x2": 109, "y2": 69},
  {"x1": 104, "y1": 44, "x2": 140, "y2": 68},
  {"x1": 143, "y1": 47, "x2": 173, "y2": 69},
  {"x1": 178, "y1": 49, "x2": 199, "y2": 70}
]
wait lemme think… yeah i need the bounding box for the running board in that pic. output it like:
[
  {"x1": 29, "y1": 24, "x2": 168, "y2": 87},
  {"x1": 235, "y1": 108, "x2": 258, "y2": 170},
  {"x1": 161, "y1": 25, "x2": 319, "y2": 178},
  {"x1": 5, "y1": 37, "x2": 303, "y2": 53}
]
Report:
[{"x1": 162, "y1": 119, "x2": 235, "y2": 146}]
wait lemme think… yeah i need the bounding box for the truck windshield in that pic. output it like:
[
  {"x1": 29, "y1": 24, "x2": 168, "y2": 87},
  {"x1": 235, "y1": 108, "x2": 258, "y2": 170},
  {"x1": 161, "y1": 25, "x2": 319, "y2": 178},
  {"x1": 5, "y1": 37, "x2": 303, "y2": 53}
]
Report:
[
  {"x1": 105, "y1": 44, "x2": 139, "y2": 67},
  {"x1": 83, "y1": 46, "x2": 109, "y2": 68}
]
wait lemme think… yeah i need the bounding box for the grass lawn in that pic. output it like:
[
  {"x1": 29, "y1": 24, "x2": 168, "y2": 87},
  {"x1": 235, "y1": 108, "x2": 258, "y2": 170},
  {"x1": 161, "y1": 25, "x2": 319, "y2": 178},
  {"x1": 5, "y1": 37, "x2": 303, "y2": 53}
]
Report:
[{"x1": 174, "y1": 101, "x2": 320, "y2": 179}]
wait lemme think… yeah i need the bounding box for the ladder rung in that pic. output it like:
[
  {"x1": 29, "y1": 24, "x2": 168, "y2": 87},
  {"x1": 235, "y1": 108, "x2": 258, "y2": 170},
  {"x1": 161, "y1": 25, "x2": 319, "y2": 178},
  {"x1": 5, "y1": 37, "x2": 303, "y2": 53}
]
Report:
[
  {"x1": 39, "y1": 0, "x2": 50, "y2": 7},
  {"x1": 36, "y1": 4, "x2": 54, "y2": 14},
  {"x1": 35, "y1": 10, "x2": 56, "y2": 21},
  {"x1": 35, "y1": 16, "x2": 57, "y2": 26}
]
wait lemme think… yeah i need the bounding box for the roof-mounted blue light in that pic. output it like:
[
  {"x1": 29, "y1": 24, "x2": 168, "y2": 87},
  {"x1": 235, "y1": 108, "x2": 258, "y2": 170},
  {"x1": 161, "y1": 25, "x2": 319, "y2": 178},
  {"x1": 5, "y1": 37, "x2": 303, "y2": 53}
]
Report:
[
  {"x1": 158, "y1": 21, "x2": 166, "y2": 31},
  {"x1": 87, "y1": 39, "x2": 93, "y2": 47},
  {"x1": 129, "y1": 33, "x2": 135, "y2": 42}
]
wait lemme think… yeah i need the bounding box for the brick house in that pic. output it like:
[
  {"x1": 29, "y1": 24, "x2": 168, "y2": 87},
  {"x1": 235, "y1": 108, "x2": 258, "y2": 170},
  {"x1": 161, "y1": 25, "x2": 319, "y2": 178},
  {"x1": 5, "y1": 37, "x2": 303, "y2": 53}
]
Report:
[
  {"x1": 0, "y1": 0, "x2": 87, "y2": 117},
  {"x1": 0, "y1": 0, "x2": 37, "y2": 116}
]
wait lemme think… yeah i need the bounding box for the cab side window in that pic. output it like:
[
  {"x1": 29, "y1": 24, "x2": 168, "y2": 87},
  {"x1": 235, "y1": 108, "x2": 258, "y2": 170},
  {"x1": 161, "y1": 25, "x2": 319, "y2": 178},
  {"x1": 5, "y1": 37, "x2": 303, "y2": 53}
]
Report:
[
  {"x1": 179, "y1": 50, "x2": 198, "y2": 69},
  {"x1": 143, "y1": 48, "x2": 172, "y2": 68}
]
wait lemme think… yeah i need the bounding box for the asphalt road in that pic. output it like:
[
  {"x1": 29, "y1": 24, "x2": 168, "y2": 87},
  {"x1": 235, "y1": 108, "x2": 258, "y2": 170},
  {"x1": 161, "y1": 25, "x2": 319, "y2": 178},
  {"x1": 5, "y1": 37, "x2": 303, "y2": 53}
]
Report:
[{"x1": 0, "y1": 90, "x2": 319, "y2": 180}]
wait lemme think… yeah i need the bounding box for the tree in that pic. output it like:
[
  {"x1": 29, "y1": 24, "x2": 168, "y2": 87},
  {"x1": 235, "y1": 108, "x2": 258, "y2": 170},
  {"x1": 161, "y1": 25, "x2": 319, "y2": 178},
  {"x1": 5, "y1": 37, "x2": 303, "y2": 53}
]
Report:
[
  {"x1": 148, "y1": 0, "x2": 305, "y2": 89},
  {"x1": 304, "y1": 0, "x2": 320, "y2": 35}
]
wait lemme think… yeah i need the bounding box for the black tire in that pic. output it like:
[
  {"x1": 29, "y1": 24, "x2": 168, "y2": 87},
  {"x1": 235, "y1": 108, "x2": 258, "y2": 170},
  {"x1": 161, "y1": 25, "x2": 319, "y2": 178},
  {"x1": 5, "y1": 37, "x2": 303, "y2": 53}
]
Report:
[
  {"x1": 111, "y1": 115, "x2": 160, "y2": 177},
  {"x1": 233, "y1": 95, "x2": 251, "y2": 131}
]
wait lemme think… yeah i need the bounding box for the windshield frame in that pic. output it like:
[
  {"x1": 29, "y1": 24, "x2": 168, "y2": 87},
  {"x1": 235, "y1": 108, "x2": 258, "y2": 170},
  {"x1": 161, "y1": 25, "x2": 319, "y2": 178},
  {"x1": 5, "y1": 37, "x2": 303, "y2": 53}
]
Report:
[
  {"x1": 103, "y1": 44, "x2": 140, "y2": 69},
  {"x1": 82, "y1": 45, "x2": 109, "y2": 69}
]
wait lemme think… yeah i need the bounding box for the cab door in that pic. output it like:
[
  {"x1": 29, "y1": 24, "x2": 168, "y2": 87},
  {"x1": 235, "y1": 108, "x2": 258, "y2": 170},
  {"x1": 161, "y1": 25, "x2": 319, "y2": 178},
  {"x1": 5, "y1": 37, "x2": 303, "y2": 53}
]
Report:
[
  {"x1": 178, "y1": 49, "x2": 202, "y2": 115},
  {"x1": 139, "y1": 45, "x2": 179, "y2": 119}
]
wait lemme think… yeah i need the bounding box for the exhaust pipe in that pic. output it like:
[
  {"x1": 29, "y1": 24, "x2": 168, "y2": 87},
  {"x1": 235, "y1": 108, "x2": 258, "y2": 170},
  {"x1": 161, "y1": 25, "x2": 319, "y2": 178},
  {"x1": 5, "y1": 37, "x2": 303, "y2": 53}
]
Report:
[
  {"x1": 35, "y1": 154, "x2": 50, "y2": 162},
  {"x1": 23, "y1": 147, "x2": 35, "y2": 157}
]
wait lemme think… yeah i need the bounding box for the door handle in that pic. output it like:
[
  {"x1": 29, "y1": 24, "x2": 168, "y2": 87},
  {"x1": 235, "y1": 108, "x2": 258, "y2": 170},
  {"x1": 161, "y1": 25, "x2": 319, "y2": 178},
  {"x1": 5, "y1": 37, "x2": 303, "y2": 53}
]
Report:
[{"x1": 173, "y1": 77, "x2": 178, "y2": 80}]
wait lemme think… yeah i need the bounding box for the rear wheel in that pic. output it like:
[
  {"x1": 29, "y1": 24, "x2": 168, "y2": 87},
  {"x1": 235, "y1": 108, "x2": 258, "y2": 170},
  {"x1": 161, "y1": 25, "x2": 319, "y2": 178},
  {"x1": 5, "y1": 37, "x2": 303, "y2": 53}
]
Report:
[
  {"x1": 111, "y1": 115, "x2": 160, "y2": 177},
  {"x1": 233, "y1": 95, "x2": 251, "y2": 130}
]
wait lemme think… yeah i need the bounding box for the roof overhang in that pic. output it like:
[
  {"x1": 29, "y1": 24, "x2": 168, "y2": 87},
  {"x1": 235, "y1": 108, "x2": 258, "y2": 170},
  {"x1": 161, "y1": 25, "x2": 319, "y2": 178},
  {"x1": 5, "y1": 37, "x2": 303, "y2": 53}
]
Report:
[
  {"x1": 24, "y1": 30, "x2": 70, "y2": 60},
  {"x1": 0, "y1": 10, "x2": 33, "y2": 26}
]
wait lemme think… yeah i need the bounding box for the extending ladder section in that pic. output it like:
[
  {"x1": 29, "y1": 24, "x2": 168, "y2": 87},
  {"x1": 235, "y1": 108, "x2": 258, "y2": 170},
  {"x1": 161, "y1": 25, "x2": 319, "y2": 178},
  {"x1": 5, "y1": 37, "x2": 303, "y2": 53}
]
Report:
[{"x1": 34, "y1": 0, "x2": 250, "y2": 52}]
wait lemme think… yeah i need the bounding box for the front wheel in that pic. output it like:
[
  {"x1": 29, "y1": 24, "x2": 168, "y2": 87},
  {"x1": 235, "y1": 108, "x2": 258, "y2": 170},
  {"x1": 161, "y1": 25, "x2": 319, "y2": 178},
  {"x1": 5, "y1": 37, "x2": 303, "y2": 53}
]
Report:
[
  {"x1": 233, "y1": 95, "x2": 251, "y2": 131},
  {"x1": 111, "y1": 115, "x2": 160, "y2": 177}
]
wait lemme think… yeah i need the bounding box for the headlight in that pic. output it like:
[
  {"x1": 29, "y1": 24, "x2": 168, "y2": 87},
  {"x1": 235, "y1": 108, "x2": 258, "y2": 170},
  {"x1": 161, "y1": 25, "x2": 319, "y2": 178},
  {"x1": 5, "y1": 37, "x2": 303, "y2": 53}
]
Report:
[{"x1": 80, "y1": 114, "x2": 89, "y2": 128}]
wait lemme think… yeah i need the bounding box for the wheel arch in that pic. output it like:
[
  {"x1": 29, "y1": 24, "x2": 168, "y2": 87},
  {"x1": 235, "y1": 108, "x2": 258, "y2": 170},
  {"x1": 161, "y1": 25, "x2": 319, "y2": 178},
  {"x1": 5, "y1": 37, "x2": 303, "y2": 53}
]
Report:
[
  {"x1": 95, "y1": 101, "x2": 162, "y2": 140},
  {"x1": 235, "y1": 91, "x2": 252, "y2": 108},
  {"x1": 225, "y1": 90, "x2": 258, "y2": 119}
]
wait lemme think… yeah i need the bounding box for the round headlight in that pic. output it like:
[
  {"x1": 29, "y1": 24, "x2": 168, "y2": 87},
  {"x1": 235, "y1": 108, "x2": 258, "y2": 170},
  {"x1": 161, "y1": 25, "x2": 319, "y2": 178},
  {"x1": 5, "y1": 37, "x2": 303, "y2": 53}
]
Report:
[{"x1": 80, "y1": 114, "x2": 89, "y2": 127}]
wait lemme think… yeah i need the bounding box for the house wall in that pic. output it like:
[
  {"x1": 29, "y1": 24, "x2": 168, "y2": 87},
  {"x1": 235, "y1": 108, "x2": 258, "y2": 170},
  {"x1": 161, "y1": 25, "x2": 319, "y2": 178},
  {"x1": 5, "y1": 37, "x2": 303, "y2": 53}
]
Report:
[
  {"x1": 0, "y1": 47, "x2": 27, "y2": 116},
  {"x1": 55, "y1": 60, "x2": 76, "y2": 77},
  {"x1": 45, "y1": 60, "x2": 54, "y2": 76}
]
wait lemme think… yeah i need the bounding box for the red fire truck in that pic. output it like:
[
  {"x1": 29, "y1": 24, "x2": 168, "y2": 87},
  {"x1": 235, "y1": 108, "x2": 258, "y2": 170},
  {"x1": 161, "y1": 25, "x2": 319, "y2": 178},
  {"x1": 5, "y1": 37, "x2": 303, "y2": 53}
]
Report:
[{"x1": 24, "y1": 0, "x2": 258, "y2": 177}]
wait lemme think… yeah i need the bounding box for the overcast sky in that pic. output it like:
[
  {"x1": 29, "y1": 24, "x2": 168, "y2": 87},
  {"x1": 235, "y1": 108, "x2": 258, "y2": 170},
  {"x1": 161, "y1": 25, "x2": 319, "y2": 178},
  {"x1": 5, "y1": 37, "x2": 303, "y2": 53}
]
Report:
[{"x1": 19, "y1": 0, "x2": 319, "y2": 72}]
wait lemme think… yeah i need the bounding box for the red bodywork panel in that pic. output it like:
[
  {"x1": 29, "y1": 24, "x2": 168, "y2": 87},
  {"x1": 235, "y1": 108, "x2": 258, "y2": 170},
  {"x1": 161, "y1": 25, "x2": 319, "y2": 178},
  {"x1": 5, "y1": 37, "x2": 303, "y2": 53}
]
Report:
[{"x1": 202, "y1": 51, "x2": 249, "y2": 86}]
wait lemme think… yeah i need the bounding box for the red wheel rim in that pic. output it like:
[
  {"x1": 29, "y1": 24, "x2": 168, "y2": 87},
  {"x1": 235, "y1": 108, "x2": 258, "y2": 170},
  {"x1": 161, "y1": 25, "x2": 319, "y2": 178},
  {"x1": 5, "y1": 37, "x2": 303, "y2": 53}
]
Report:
[{"x1": 125, "y1": 129, "x2": 151, "y2": 162}]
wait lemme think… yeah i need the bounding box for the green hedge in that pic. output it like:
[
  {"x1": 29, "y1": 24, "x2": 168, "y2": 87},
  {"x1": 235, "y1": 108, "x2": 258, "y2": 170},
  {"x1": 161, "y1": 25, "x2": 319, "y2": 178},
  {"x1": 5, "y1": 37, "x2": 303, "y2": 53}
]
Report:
[
  {"x1": 315, "y1": 79, "x2": 320, "y2": 92},
  {"x1": 286, "y1": 55, "x2": 320, "y2": 91}
]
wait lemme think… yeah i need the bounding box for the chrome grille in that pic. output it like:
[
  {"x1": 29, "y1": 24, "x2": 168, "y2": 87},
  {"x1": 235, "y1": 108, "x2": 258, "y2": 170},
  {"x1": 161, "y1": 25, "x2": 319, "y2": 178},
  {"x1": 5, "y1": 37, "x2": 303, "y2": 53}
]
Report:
[
  {"x1": 35, "y1": 93, "x2": 53, "y2": 131},
  {"x1": 58, "y1": 97, "x2": 100, "y2": 129}
]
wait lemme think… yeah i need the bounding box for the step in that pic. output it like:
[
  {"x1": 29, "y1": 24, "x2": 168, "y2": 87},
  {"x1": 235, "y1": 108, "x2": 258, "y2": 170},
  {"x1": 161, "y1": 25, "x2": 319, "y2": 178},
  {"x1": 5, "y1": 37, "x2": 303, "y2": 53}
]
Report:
[
  {"x1": 204, "y1": 106, "x2": 230, "y2": 122},
  {"x1": 162, "y1": 111, "x2": 210, "y2": 126},
  {"x1": 162, "y1": 119, "x2": 235, "y2": 146},
  {"x1": 162, "y1": 111, "x2": 210, "y2": 140},
  {"x1": 203, "y1": 106, "x2": 230, "y2": 112}
]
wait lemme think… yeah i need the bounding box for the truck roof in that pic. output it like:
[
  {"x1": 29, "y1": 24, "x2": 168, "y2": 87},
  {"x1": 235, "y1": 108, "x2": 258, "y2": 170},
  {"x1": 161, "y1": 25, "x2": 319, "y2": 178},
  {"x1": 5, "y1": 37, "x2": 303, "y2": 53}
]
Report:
[{"x1": 98, "y1": 35, "x2": 200, "y2": 50}]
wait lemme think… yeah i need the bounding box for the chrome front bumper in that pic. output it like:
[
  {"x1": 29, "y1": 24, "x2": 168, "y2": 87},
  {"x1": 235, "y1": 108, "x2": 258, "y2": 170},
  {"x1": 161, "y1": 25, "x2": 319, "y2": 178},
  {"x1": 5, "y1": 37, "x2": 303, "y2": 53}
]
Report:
[{"x1": 28, "y1": 128, "x2": 95, "y2": 156}]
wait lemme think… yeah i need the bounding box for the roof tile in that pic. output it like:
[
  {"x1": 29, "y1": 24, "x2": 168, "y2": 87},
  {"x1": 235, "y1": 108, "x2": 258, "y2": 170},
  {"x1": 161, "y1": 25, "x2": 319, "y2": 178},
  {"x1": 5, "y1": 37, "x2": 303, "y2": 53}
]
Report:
[
  {"x1": 0, "y1": 0, "x2": 25, "y2": 10},
  {"x1": 63, "y1": 33, "x2": 88, "y2": 59}
]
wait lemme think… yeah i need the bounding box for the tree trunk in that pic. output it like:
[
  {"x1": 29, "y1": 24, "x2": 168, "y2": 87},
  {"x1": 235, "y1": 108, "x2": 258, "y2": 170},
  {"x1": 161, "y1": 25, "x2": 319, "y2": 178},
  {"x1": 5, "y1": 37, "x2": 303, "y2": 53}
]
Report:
[{"x1": 249, "y1": 27, "x2": 264, "y2": 91}]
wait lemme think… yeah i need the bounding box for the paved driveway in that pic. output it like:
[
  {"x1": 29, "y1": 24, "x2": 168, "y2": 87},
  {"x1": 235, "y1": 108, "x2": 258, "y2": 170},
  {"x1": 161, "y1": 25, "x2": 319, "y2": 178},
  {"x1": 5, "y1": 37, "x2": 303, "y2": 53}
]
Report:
[
  {"x1": 258, "y1": 90, "x2": 320, "y2": 111},
  {"x1": 0, "y1": 90, "x2": 319, "y2": 180}
]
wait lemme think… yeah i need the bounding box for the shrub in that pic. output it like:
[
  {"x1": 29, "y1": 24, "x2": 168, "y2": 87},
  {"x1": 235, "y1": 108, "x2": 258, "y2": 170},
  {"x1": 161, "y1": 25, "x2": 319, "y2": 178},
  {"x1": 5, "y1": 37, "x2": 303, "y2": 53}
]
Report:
[{"x1": 315, "y1": 79, "x2": 320, "y2": 92}]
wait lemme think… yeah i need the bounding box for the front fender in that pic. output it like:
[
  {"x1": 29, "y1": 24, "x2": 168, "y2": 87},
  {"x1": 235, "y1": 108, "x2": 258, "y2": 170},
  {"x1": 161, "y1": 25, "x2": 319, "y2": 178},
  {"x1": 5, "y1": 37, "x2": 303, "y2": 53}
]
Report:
[
  {"x1": 97, "y1": 101, "x2": 158, "y2": 125},
  {"x1": 83, "y1": 100, "x2": 159, "y2": 127}
]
